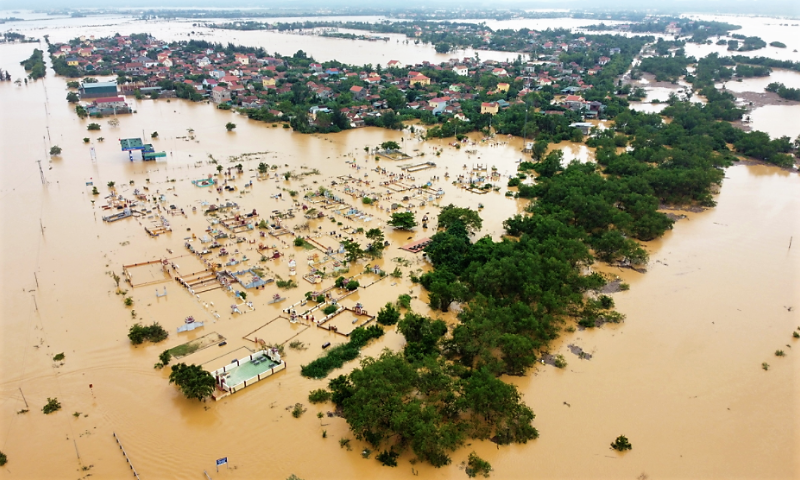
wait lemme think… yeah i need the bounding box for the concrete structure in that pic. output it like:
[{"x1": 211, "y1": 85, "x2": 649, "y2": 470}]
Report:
[{"x1": 80, "y1": 81, "x2": 118, "y2": 99}]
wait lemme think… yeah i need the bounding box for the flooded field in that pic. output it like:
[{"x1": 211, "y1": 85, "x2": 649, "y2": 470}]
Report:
[{"x1": 1, "y1": 13, "x2": 799, "y2": 480}]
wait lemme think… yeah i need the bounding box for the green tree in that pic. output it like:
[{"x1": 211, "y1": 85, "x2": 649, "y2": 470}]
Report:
[
  {"x1": 376, "y1": 302, "x2": 400, "y2": 326},
  {"x1": 611, "y1": 435, "x2": 632, "y2": 451},
  {"x1": 258, "y1": 162, "x2": 269, "y2": 175},
  {"x1": 365, "y1": 228, "x2": 385, "y2": 257},
  {"x1": 87, "y1": 123, "x2": 101, "y2": 131},
  {"x1": 168, "y1": 363, "x2": 216, "y2": 401},
  {"x1": 226, "y1": 122, "x2": 236, "y2": 131},
  {"x1": 436, "y1": 205, "x2": 483, "y2": 234},
  {"x1": 49, "y1": 145, "x2": 62, "y2": 156},
  {"x1": 380, "y1": 141, "x2": 400, "y2": 151},
  {"x1": 342, "y1": 239, "x2": 365, "y2": 263},
  {"x1": 66, "y1": 91, "x2": 79, "y2": 103},
  {"x1": 388, "y1": 212, "x2": 417, "y2": 230}
]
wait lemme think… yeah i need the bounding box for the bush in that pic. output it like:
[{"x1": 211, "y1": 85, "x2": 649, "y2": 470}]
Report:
[
  {"x1": 335, "y1": 276, "x2": 346, "y2": 288},
  {"x1": 0, "y1": 450, "x2": 6, "y2": 466},
  {"x1": 507, "y1": 177, "x2": 521, "y2": 187},
  {"x1": 87, "y1": 123, "x2": 101, "y2": 131},
  {"x1": 276, "y1": 279, "x2": 297, "y2": 289},
  {"x1": 466, "y1": 452, "x2": 492, "y2": 477},
  {"x1": 42, "y1": 397, "x2": 61, "y2": 414},
  {"x1": 775, "y1": 350, "x2": 785, "y2": 356},
  {"x1": 300, "y1": 325, "x2": 384, "y2": 379},
  {"x1": 291, "y1": 403, "x2": 306, "y2": 418},
  {"x1": 308, "y1": 389, "x2": 332, "y2": 403},
  {"x1": 159, "y1": 350, "x2": 172, "y2": 365},
  {"x1": 323, "y1": 305, "x2": 338, "y2": 315},
  {"x1": 377, "y1": 302, "x2": 400, "y2": 326},
  {"x1": 345, "y1": 280, "x2": 359, "y2": 291},
  {"x1": 610, "y1": 435, "x2": 632, "y2": 451},
  {"x1": 128, "y1": 322, "x2": 169, "y2": 345},
  {"x1": 49, "y1": 145, "x2": 62, "y2": 155},
  {"x1": 377, "y1": 449, "x2": 399, "y2": 467},
  {"x1": 362, "y1": 197, "x2": 373, "y2": 205},
  {"x1": 554, "y1": 354, "x2": 567, "y2": 369},
  {"x1": 83, "y1": 138, "x2": 90, "y2": 143},
  {"x1": 397, "y1": 294, "x2": 412, "y2": 309},
  {"x1": 53, "y1": 352, "x2": 65, "y2": 361},
  {"x1": 294, "y1": 237, "x2": 306, "y2": 247}
]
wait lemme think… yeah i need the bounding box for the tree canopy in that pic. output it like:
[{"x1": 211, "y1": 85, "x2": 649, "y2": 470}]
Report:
[
  {"x1": 388, "y1": 212, "x2": 417, "y2": 230},
  {"x1": 168, "y1": 363, "x2": 216, "y2": 401}
]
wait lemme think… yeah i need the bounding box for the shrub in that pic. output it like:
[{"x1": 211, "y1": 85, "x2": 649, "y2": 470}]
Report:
[
  {"x1": 291, "y1": 403, "x2": 306, "y2": 418},
  {"x1": 49, "y1": 145, "x2": 62, "y2": 155},
  {"x1": 466, "y1": 452, "x2": 492, "y2": 477},
  {"x1": 83, "y1": 137, "x2": 90, "y2": 143},
  {"x1": 124, "y1": 297, "x2": 133, "y2": 306},
  {"x1": 610, "y1": 435, "x2": 632, "y2": 451},
  {"x1": 53, "y1": 352, "x2": 65, "y2": 361},
  {"x1": 128, "y1": 322, "x2": 168, "y2": 345},
  {"x1": 793, "y1": 331, "x2": 799, "y2": 339},
  {"x1": 554, "y1": 354, "x2": 567, "y2": 369},
  {"x1": 377, "y1": 449, "x2": 399, "y2": 467},
  {"x1": 308, "y1": 389, "x2": 332, "y2": 403},
  {"x1": 339, "y1": 438, "x2": 351, "y2": 450},
  {"x1": 362, "y1": 197, "x2": 373, "y2": 205},
  {"x1": 300, "y1": 326, "x2": 384, "y2": 379},
  {"x1": 775, "y1": 350, "x2": 785, "y2": 356},
  {"x1": 159, "y1": 350, "x2": 172, "y2": 365},
  {"x1": 335, "y1": 276, "x2": 346, "y2": 288},
  {"x1": 276, "y1": 279, "x2": 297, "y2": 289},
  {"x1": 345, "y1": 280, "x2": 359, "y2": 291},
  {"x1": 762, "y1": 362, "x2": 770, "y2": 370},
  {"x1": 507, "y1": 177, "x2": 521, "y2": 187},
  {"x1": 377, "y1": 302, "x2": 400, "y2": 326},
  {"x1": 294, "y1": 237, "x2": 306, "y2": 247},
  {"x1": 0, "y1": 450, "x2": 6, "y2": 466},
  {"x1": 323, "y1": 305, "x2": 338, "y2": 315},
  {"x1": 397, "y1": 294, "x2": 412, "y2": 310},
  {"x1": 42, "y1": 397, "x2": 61, "y2": 414},
  {"x1": 87, "y1": 123, "x2": 101, "y2": 131}
]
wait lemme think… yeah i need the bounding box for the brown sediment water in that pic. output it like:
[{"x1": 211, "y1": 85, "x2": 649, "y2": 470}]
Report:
[{"x1": 1, "y1": 18, "x2": 799, "y2": 480}]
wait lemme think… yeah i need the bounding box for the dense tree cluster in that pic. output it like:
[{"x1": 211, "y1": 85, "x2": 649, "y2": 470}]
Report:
[{"x1": 20, "y1": 49, "x2": 46, "y2": 79}]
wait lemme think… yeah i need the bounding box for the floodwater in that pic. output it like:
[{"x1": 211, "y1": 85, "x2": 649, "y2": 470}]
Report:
[{"x1": 1, "y1": 15, "x2": 799, "y2": 480}]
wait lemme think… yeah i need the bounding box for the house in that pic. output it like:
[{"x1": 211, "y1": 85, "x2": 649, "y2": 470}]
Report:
[
  {"x1": 325, "y1": 67, "x2": 340, "y2": 76},
  {"x1": 262, "y1": 77, "x2": 276, "y2": 88},
  {"x1": 66, "y1": 57, "x2": 80, "y2": 67},
  {"x1": 410, "y1": 74, "x2": 430, "y2": 86},
  {"x1": 428, "y1": 97, "x2": 449, "y2": 114},
  {"x1": 366, "y1": 74, "x2": 381, "y2": 84},
  {"x1": 491, "y1": 68, "x2": 508, "y2": 77},
  {"x1": 211, "y1": 86, "x2": 231, "y2": 104},
  {"x1": 350, "y1": 85, "x2": 366, "y2": 100},
  {"x1": 309, "y1": 63, "x2": 323, "y2": 73},
  {"x1": 453, "y1": 65, "x2": 468, "y2": 76},
  {"x1": 563, "y1": 95, "x2": 586, "y2": 110},
  {"x1": 387, "y1": 60, "x2": 401, "y2": 68},
  {"x1": 480, "y1": 102, "x2": 499, "y2": 115},
  {"x1": 496, "y1": 82, "x2": 510, "y2": 93},
  {"x1": 598, "y1": 56, "x2": 611, "y2": 66},
  {"x1": 610, "y1": 47, "x2": 621, "y2": 55},
  {"x1": 93, "y1": 96, "x2": 127, "y2": 109},
  {"x1": 234, "y1": 53, "x2": 249, "y2": 65}
]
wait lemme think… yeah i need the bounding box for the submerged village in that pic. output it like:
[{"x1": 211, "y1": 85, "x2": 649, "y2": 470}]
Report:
[{"x1": 2, "y1": 8, "x2": 800, "y2": 480}]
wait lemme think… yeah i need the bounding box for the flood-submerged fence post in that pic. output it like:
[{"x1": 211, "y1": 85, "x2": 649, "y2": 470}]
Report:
[{"x1": 112, "y1": 432, "x2": 141, "y2": 479}]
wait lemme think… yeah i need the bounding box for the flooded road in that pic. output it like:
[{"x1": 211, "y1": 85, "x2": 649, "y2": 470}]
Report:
[{"x1": 1, "y1": 15, "x2": 799, "y2": 480}]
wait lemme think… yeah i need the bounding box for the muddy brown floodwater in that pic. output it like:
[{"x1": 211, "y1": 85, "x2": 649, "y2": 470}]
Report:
[{"x1": 1, "y1": 16, "x2": 799, "y2": 480}]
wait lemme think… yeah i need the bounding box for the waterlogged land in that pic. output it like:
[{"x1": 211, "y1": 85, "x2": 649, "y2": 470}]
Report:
[{"x1": 1, "y1": 12, "x2": 800, "y2": 480}]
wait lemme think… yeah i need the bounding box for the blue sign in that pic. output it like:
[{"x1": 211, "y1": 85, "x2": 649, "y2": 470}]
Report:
[{"x1": 216, "y1": 457, "x2": 228, "y2": 466}]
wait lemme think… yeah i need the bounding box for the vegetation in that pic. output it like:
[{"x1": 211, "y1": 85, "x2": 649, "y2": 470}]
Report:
[
  {"x1": 611, "y1": 435, "x2": 633, "y2": 451},
  {"x1": 128, "y1": 322, "x2": 168, "y2": 345},
  {"x1": 226, "y1": 122, "x2": 237, "y2": 131},
  {"x1": 775, "y1": 350, "x2": 785, "y2": 357},
  {"x1": 388, "y1": 212, "x2": 417, "y2": 230},
  {"x1": 42, "y1": 397, "x2": 61, "y2": 414},
  {"x1": 466, "y1": 452, "x2": 492, "y2": 477},
  {"x1": 49, "y1": 145, "x2": 62, "y2": 155},
  {"x1": 766, "y1": 82, "x2": 800, "y2": 101},
  {"x1": 0, "y1": 450, "x2": 6, "y2": 466},
  {"x1": 53, "y1": 352, "x2": 65, "y2": 361},
  {"x1": 397, "y1": 294, "x2": 412, "y2": 310},
  {"x1": 377, "y1": 302, "x2": 401, "y2": 326},
  {"x1": 87, "y1": 123, "x2": 101, "y2": 131},
  {"x1": 323, "y1": 304, "x2": 338, "y2": 315},
  {"x1": 66, "y1": 91, "x2": 79, "y2": 103},
  {"x1": 291, "y1": 403, "x2": 307, "y2": 418},
  {"x1": 308, "y1": 388, "x2": 332, "y2": 403},
  {"x1": 762, "y1": 362, "x2": 770, "y2": 371},
  {"x1": 168, "y1": 363, "x2": 216, "y2": 401},
  {"x1": 300, "y1": 325, "x2": 384, "y2": 379},
  {"x1": 437, "y1": 205, "x2": 482, "y2": 234},
  {"x1": 20, "y1": 49, "x2": 46, "y2": 79},
  {"x1": 276, "y1": 279, "x2": 298, "y2": 288},
  {"x1": 769, "y1": 41, "x2": 786, "y2": 48}
]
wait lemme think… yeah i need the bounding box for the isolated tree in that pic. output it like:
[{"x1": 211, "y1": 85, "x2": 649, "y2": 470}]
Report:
[
  {"x1": 376, "y1": 302, "x2": 400, "y2": 326},
  {"x1": 169, "y1": 363, "x2": 216, "y2": 401},
  {"x1": 151, "y1": 131, "x2": 158, "y2": 138},
  {"x1": 388, "y1": 212, "x2": 417, "y2": 230},
  {"x1": 226, "y1": 122, "x2": 236, "y2": 131},
  {"x1": 342, "y1": 239, "x2": 365, "y2": 264},
  {"x1": 87, "y1": 123, "x2": 101, "y2": 131},
  {"x1": 610, "y1": 435, "x2": 632, "y2": 451},
  {"x1": 380, "y1": 141, "x2": 400, "y2": 151},
  {"x1": 365, "y1": 228, "x2": 385, "y2": 257},
  {"x1": 49, "y1": 145, "x2": 62, "y2": 156},
  {"x1": 66, "y1": 91, "x2": 79, "y2": 103},
  {"x1": 258, "y1": 162, "x2": 269, "y2": 175}
]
